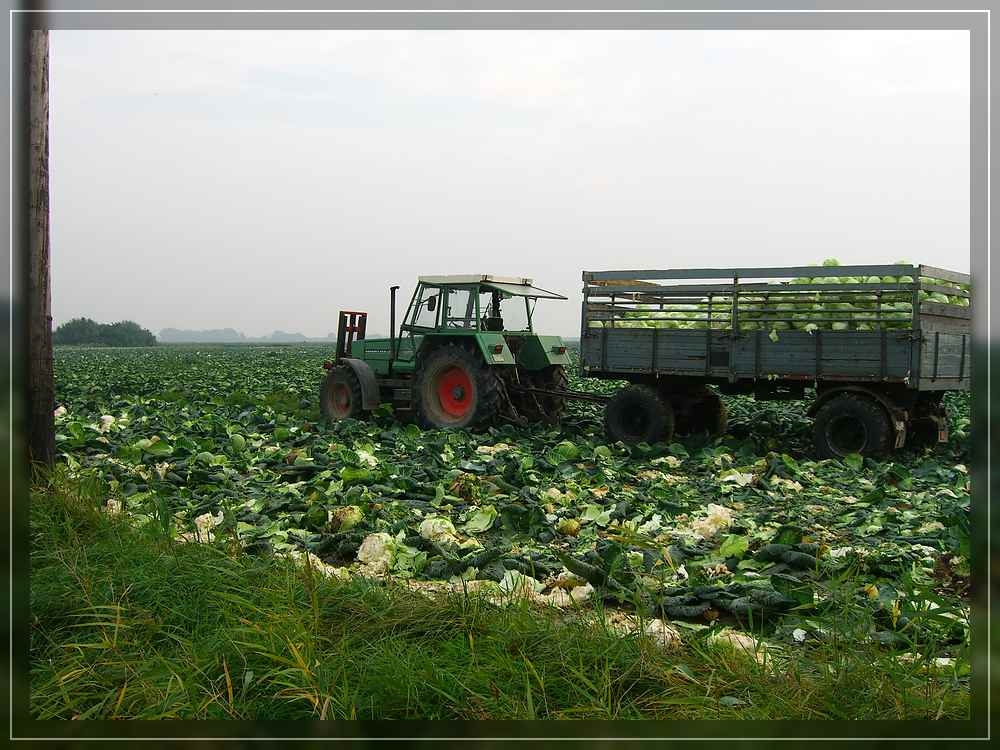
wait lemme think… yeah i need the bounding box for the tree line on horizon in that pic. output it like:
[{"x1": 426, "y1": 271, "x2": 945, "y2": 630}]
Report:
[
  {"x1": 52, "y1": 319, "x2": 345, "y2": 346},
  {"x1": 53, "y1": 318, "x2": 156, "y2": 347},
  {"x1": 157, "y1": 328, "x2": 340, "y2": 343}
]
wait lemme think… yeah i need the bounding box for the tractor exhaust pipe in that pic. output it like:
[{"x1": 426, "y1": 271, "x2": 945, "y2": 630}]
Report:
[{"x1": 389, "y1": 285, "x2": 400, "y2": 364}]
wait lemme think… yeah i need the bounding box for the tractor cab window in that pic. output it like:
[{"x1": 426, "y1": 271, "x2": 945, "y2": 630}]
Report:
[
  {"x1": 409, "y1": 285, "x2": 440, "y2": 329},
  {"x1": 479, "y1": 290, "x2": 532, "y2": 332},
  {"x1": 443, "y1": 288, "x2": 477, "y2": 329}
]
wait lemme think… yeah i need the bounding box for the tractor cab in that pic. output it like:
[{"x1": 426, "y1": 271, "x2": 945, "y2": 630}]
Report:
[
  {"x1": 400, "y1": 274, "x2": 566, "y2": 348},
  {"x1": 321, "y1": 275, "x2": 572, "y2": 429}
]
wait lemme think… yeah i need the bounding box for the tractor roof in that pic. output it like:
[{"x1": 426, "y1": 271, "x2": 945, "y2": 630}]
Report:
[{"x1": 417, "y1": 274, "x2": 567, "y2": 300}]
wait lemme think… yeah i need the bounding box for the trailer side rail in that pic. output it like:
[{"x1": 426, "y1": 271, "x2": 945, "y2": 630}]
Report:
[
  {"x1": 581, "y1": 265, "x2": 969, "y2": 333},
  {"x1": 579, "y1": 264, "x2": 971, "y2": 390}
]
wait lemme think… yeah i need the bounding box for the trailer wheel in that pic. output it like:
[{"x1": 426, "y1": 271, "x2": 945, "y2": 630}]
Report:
[
  {"x1": 320, "y1": 366, "x2": 365, "y2": 422},
  {"x1": 702, "y1": 393, "x2": 728, "y2": 437},
  {"x1": 415, "y1": 343, "x2": 500, "y2": 429},
  {"x1": 673, "y1": 388, "x2": 728, "y2": 437},
  {"x1": 812, "y1": 393, "x2": 892, "y2": 459},
  {"x1": 907, "y1": 394, "x2": 948, "y2": 449},
  {"x1": 605, "y1": 385, "x2": 674, "y2": 444},
  {"x1": 907, "y1": 419, "x2": 941, "y2": 448},
  {"x1": 907, "y1": 413, "x2": 949, "y2": 449}
]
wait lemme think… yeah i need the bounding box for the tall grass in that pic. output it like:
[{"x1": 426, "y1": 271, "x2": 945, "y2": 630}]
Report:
[{"x1": 29, "y1": 468, "x2": 969, "y2": 720}]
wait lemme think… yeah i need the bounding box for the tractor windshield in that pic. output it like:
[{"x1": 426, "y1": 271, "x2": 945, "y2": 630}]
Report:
[{"x1": 478, "y1": 289, "x2": 531, "y2": 332}]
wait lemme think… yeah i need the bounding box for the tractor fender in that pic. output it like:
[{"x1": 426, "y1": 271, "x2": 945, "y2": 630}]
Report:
[
  {"x1": 418, "y1": 334, "x2": 516, "y2": 366},
  {"x1": 807, "y1": 386, "x2": 908, "y2": 449},
  {"x1": 512, "y1": 335, "x2": 571, "y2": 370},
  {"x1": 473, "y1": 332, "x2": 517, "y2": 366},
  {"x1": 339, "y1": 358, "x2": 380, "y2": 410}
]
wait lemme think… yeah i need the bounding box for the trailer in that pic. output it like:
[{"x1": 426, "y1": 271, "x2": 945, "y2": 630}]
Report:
[{"x1": 579, "y1": 264, "x2": 971, "y2": 457}]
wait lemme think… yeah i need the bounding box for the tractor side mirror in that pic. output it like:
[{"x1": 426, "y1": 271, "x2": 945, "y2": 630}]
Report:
[{"x1": 426, "y1": 296, "x2": 437, "y2": 312}]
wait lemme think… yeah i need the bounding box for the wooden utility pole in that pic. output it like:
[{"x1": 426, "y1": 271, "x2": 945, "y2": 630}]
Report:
[{"x1": 27, "y1": 29, "x2": 54, "y2": 466}]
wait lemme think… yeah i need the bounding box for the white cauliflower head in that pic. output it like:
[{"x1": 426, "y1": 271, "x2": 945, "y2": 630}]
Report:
[
  {"x1": 644, "y1": 618, "x2": 681, "y2": 647},
  {"x1": 192, "y1": 511, "x2": 224, "y2": 542},
  {"x1": 475, "y1": 443, "x2": 512, "y2": 457},
  {"x1": 709, "y1": 628, "x2": 769, "y2": 666},
  {"x1": 355, "y1": 448, "x2": 379, "y2": 467},
  {"x1": 537, "y1": 582, "x2": 594, "y2": 608},
  {"x1": 357, "y1": 532, "x2": 394, "y2": 574},
  {"x1": 690, "y1": 503, "x2": 734, "y2": 539},
  {"x1": 498, "y1": 570, "x2": 544, "y2": 597},
  {"x1": 418, "y1": 516, "x2": 458, "y2": 543}
]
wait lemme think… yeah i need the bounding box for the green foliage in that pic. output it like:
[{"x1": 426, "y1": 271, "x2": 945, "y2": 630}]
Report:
[
  {"x1": 54, "y1": 317, "x2": 156, "y2": 347},
  {"x1": 43, "y1": 343, "x2": 971, "y2": 719},
  {"x1": 29, "y1": 468, "x2": 970, "y2": 720}
]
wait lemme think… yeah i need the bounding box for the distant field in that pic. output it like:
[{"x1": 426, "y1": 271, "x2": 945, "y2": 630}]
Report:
[{"x1": 31, "y1": 344, "x2": 971, "y2": 719}]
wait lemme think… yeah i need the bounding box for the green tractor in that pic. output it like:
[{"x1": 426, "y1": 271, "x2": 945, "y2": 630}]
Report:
[{"x1": 320, "y1": 275, "x2": 572, "y2": 429}]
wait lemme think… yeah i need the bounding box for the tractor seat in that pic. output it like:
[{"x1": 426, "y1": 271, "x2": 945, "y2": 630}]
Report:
[{"x1": 483, "y1": 316, "x2": 504, "y2": 332}]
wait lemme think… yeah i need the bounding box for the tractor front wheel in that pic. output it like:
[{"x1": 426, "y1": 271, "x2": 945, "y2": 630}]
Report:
[
  {"x1": 415, "y1": 344, "x2": 500, "y2": 429},
  {"x1": 320, "y1": 366, "x2": 365, "y2": 422}
]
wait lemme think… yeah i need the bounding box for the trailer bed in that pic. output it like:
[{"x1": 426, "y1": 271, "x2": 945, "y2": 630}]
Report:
[{"x1": 580, "y1": 264, "x2": 970, "y2": 392}]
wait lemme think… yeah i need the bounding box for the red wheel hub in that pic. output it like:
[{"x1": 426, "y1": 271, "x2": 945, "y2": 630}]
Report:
[
  {"x1": 436, "y1": 366, "x2": 474, "y2": 417},
  {"x1": 332, "y1": 383, "x2": 351, "y2": 416}
]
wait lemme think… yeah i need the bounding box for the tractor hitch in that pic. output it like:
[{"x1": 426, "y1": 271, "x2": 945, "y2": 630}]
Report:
[{"x1": 509, "y1": 384, "x2": 612, "y2": 404}]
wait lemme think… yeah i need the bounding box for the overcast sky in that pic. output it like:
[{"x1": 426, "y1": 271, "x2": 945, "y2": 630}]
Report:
[{"x1": 50, "y1": 30, "x2": 970, "y2": 338}]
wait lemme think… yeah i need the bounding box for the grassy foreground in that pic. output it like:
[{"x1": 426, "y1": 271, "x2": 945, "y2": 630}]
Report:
[{"x1": 29, "y1": 469, "x2": 969, "y2": 721}]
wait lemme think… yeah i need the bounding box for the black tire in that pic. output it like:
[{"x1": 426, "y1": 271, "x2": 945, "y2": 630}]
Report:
[
  {"x1": 812, "y1": 392, "x2": 893, "y2": 459},
  {"x1": 673, "y1": 388, "x2": 728, "y2": 437},
  {"x1": 320, "y1": 366, "x2": 365, "y2": 422},
  {"x1": 907, "y1": 418, "x2": 941, "y2": 448},
  {"x1": 703, "y1": 394, "x2": 729, "y2": 437},
  {"x1": 414, "y1": 343, "x2": 500, "y2": 429},
  {"x1": 605, "y1": 385, "x2": 675, "y2": 444},
  {"x1": 907, "y1": 393, "x2": 947, "y2": 449}
]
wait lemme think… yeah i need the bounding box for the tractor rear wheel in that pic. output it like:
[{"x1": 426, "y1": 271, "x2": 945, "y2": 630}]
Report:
[
  {"x1": 415, "y1": 344, "x2": 500, "y2": 429},
  {"x1": 320, "y1": 366, "x2": 365, "y2": 422},
  {"x1": 605, "y1": 385, "x2": 674, "y2": 444}
]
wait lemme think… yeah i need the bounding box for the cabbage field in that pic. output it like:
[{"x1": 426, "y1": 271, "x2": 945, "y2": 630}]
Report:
[{"x1": 50, "y1": 344, "x2": 971, "y2": 676}]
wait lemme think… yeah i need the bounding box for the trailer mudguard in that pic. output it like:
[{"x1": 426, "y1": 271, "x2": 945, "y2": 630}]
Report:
[{"x1": 340, "y1": 358, "x2": 380, "y2": 410}]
